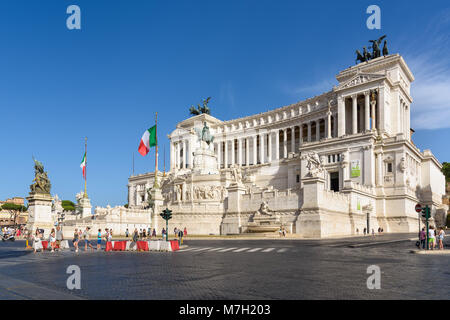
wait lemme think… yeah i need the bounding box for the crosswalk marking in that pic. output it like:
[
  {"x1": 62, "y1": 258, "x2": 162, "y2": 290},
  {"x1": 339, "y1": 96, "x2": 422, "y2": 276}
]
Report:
[
  {"x1": 233, "y1": 247, "x2": 250, "y2": 252},
  {"x1": 207, "y1": 248, "x2": 225, "y2": 252},
  {"x1": 247, "y1": 248, "x2": 262, "y2": 252},
  {"x1": 262, "y1": 248, "x2": 275, "y2": 252},
  {"x1": 277, "y1": 248, "x2": 288, "y2": 252},
  {"x1": 177, "y1": 247, "x2": 196, "y2": 252},
  {"x1": 191, "y1": 247, "x2": 213, "y2": 252},
  {"x1": 217, "y1": 247, "x2": 238, "y2": 252}
]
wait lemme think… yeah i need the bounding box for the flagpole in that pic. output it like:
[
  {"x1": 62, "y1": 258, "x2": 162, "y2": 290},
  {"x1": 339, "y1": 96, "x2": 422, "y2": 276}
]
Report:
[
  {"x1": 153, "y1": 112, "x2": 159, "y2": 188},
  {"x1": 163, "y1": 145, "x2": 166, "y2": 177},
  {"x1": 84, "y1": 136, "x2": 87, "y2": 198}
]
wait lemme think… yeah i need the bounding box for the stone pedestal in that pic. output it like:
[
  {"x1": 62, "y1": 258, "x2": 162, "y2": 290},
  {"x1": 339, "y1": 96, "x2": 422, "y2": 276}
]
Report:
[
  {"x1": 193, "y1": 147, "x2": 219, "y2": 175},
  {"x1": 76, "y1": 196, "x2": 92, "y2": 219},
  {"x1": 151, "y1": 187, "x2": 164, "y2": 231},
  {"x1": 26, "y1": 193, "x2": 53, "y2": 237},
  {"x1": 247, "y1": 214, "x2": 281, "y2": 233},
  {"x1": 221, "y1": 183, "x2": 246, "y2": 234},
  {"x1": 297, "y1": 176, "x2": 326, "y2": 238}
]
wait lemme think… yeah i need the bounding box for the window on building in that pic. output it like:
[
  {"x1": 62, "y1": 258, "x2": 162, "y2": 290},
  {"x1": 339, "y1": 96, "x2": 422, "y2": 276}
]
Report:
[{"x1": 387, "y1": 162, "x2": 393, "y2": 173}]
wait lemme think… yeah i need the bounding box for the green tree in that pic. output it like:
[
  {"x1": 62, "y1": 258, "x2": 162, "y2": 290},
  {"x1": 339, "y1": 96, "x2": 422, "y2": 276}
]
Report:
[
  {"x1": 1, "y1": 203, "x2": 27, "y2": 212},
  {"x1": 61, "y1": 200, "x2": 76, "y2": 211},
  {"x1": 442, "y1": 162, "x2": 450, "y2": 182}
]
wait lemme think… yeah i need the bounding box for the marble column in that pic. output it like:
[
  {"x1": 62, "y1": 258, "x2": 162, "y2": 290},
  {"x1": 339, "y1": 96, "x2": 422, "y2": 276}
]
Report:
[
  {"x1": 259, "y1": 133, "x2": 265, "y2": 164},
  {"x1": 231, "y1": 138, "x2": 235, "y2": 166},
  {"x1": 291, "y1": 127, "x2": 295, "y2": 153},
  {"x1": 176, "y1": 142, "x2": 180, "y2": 170},
  {"x1": 182, "y1": 140, "x2": 186, "y2": 169},
  {"x1": 307, "y1": 122, "x2": 312, "y2": 142},
  {"x1": 187, "y1": 140, "x2": 192, "y2": 168},
  {"x1": 275, "y1": 130, "x2": 280, "y2": 160},
  {"x1": 246, "y1": 137, "x2": 250, "y2": 166},
  {"x1": 267, "y1": 132, "x2": 272, "y2": 162},
  {"x1": 224, "y1": 140, "x2": 228, "y2": 169},
  {"x1": 253, "y1": 135, "x2": 257, "y2": 164},
  {"x1": 337, "y1": 96, "x2": 345, "y2": 136},
  {"x1": 217, "y1": 141, "x2": 221, "y2": 169},
  {"x1": 283, "y1": 129, "x2": 287, "y2": 158},
  {"x1": 364, "y1": 91, "x2": 370, "y2": 132},
  {"x1": 327, "y1": 112, "x2": 332, "y2": 138},
  {"x1": 238, "y1": 138, "x2": 242, "y2": 166},
  {"x1": 371, "y1": 99, "x2": 376, "y2": 130},
  {"x1": 170, "y1": 141, "x2": 174, "y2": 171},
  {"x1": 352, "y1": 94, "x2": 357, "y2": 134}
]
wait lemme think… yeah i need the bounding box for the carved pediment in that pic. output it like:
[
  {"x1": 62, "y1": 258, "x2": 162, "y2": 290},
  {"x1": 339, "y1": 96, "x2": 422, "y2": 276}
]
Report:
[{"x1": 336, "y1": 73, "x2": 385, "y2": 90}]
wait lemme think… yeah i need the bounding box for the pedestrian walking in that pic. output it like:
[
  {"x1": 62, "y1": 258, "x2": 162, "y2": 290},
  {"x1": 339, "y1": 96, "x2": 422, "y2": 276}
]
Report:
[
  {"x1": 49, "y1": 228, "x2": 56, "y2": 252},
  {"x1": 363, "y1": 228, "x2": 367, "y2": 236},
  {"x1": 174, "y1": 227, "x2": 178, "y2": 238},
  {"x1": 419, "y1": 228, "x2": 426, "y2": 249},
  {"x1": 33, "y1": 228, "x2": 43, "y2": 253},
  {"x1": 162, "y1": 228, "x2": 166, "y2": 240},
  {"x1": 356, "y1": 228, "x2": 359, "y2": 235},
  {"x1": 97, "y1": 229, "x2": 102, "y2": 250},
  {"x1": 55, "y1": 226, "x2": 63, "y2": 251},
  {"x1": 428, "y1": 226, "x2": 436, "y2": 250},
  {"x1": 152, "y1": 228, "x2": 156, "y2": 238},
  {"x1": 184, "y1": 227, "x2": 187, "y2": 237},
  {"x1": 278, "y1": 226, "x2": 282, "y2": 237},
  {"x1": 142, "y1": 228, "x2": 146, "y2": 239},
  {"x1": 372, "y1": 229, "x2": 375, "y2": 236},
  {"x1": 147, "y1": 227, "x2": 151, "y2": 238},
  {"x1": 73, "y1": 228, "x2": 80, "y2": 253},
  {"x1": 438, "y1": 228, "x2": 445, "y2": 250},
  {"x1": 282, "y1": 226, "x2": 286, "y2": 237},
  {"x1": 83, "y1": 227, "x2": 94, "y2": 251},
  {"x1": 178, "y1": 229, "x2": 183, "y2": 245},
  {"x1": 125, "y1": 228, "x2": 129, "y2": 238}
]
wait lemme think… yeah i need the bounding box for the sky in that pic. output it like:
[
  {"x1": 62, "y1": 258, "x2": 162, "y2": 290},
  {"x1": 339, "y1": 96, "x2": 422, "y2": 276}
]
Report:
[{"x1": 0, "y1": 0, "x2": 449, "y2": 207}]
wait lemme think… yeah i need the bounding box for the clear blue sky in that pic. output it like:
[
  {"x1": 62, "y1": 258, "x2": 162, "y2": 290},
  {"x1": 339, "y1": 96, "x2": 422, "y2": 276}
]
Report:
[{"x1": 1, "y1": 0, "x2": 449, "y2": 207}]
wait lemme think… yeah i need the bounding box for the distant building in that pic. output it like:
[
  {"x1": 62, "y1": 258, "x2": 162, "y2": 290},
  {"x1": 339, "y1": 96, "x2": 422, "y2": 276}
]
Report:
[{"x1": 0, "y1": 197, "x2": 27, "y2": 226}]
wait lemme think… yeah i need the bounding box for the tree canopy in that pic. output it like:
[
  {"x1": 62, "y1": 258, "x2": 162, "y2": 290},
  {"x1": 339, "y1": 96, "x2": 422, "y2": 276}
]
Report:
[
  {"x1": 1, "y1": 203, "x2": 27, "y2": 212},
  {"x1": 62, "y1": 200, "x2": 76, "y2": 211},
  {"x1": 442, "y1": 162, "x2": 450, "y2": 182}
]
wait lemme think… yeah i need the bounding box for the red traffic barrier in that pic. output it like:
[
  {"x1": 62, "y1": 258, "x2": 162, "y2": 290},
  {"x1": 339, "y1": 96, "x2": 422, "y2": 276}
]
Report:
[
  {"x1": 114, "y1": 241, "x2": 126, "y2": 251},
  {"x1": 170, "y1": 240, "x2": 180, "y2": 251},
  {"x1": 105, "y1": 241, "x2": 113, "y2": 252},
  {"x1": 136, "y1": 241, "x2": 149, "y2": 251}
]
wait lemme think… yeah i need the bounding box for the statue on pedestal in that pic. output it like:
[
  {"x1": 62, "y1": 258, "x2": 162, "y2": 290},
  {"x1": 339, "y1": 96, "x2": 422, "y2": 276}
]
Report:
[
  {"x1": 30, "y1": 158, "x2": 51, "y2": 194},
  {"x1": 302, "y1": 152, "x2": 324, "y2": 177},
  {"x1": 256, "y1": 201, "x2": 272, "y2": 216}
]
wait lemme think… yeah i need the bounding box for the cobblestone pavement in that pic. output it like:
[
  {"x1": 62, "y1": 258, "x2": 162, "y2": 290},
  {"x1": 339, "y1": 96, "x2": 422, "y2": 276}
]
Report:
[{"x1": 0, "y1": 234, "x2": 448, "y2": 299}]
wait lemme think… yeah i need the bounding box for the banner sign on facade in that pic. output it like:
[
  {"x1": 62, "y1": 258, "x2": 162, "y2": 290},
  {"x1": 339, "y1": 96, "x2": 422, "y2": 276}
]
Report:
[{"x1": 351, "y1": 160, "x2": 361, "y2": 178}]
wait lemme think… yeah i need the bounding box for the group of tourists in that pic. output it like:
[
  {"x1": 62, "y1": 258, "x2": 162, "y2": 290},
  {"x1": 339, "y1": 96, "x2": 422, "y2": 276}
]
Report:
[
  {"x1": 419, "y1": 226, "x2": 446, "y2": 250},
  {"x1": 29, "y1": 225, "x2": 189, "y2": 253}
]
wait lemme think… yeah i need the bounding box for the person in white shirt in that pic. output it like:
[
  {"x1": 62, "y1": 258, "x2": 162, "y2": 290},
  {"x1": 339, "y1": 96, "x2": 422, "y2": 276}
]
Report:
[{"x1": 428, "y1": 226, "x2": 436, "y2": 250}]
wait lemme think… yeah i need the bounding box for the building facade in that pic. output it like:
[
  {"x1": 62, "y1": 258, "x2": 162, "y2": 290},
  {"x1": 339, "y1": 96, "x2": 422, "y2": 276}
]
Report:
[{"x1": 128, "y1": 54, "x2": 447, "y2": 237}]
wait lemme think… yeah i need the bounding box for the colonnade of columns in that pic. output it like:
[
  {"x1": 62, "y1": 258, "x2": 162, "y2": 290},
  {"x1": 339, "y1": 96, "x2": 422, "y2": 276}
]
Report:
[
  {"x1": 170, "y1": 139, "x2": 191, "y2": 171},
  {"x1": 338, "y1": 91, "x2": 377, "y2": 136},
  {"x1": 214, "y1": 112, "x2": 336, "y2": 169}
]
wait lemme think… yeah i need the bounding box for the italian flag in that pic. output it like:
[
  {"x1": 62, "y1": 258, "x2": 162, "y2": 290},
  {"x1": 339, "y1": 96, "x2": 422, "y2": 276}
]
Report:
[
  {"x1": 138, "y1": 125, "x2": 157, "y2": 156},
  {"x1": 80, "y1": 152, "x2": 86, "y2": 179}
]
